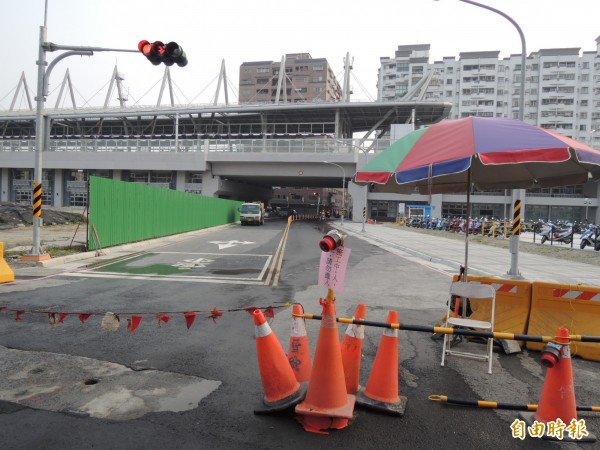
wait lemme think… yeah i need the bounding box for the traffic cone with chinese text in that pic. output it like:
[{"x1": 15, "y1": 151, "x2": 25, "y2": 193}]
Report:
[
  {"x1": 288, "y1": 303, "x2": 312, "y2": 383},
  {"x1": 253, "y1": 309, "x2": 306, "y2": 414},
  {"x1": 295, "y1": 290, "x2": 355, "y2": 434},
  {"x1": 341, "y1": 304, "x2": 366, "y2": 394},
  {"x1": 356, "y1": 310, "x2": 407, "y2": 416},
  {"x1": 520, "y1": 327, "x2": 596, "y2": 442}
]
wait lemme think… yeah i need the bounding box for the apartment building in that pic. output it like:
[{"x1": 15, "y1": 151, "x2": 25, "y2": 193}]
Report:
[
  {"x1": 239, "y1": 53, "x2": 343, "y2": 104},
  {"x1": 374, "y1": 39, "x2": 600, "y2": 223},
  {"x1": 377, "y1": 38, "x2": 600, "y2": 149}
]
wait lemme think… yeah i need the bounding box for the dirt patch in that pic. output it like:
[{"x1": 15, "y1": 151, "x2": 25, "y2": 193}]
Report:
[{"x1": 0, "y1": 202, "x2": 84, "y2": 229}]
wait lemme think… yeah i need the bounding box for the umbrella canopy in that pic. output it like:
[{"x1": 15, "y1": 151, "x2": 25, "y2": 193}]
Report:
[{"x1": 355, "y1": 117, "x2": 600, "y2": 194}]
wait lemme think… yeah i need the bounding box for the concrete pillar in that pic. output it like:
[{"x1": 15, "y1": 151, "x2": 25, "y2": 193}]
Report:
[
  {"x1": 53, "y1": 169, "x2": 63, "y2": 207},
  {"x1": 175, "y1": 171, "x2": 186, "y2": 192},
  {"x1": 112, "y1": 170, "x2": 122, "y2": 181},
  {"x1": 0, "y1": 168, "x2": 8, "y2": 202},
  {"x1": 348, "y1": 181, "x2": 365, "y2": 223},
  {"x1": 202, "y1": 167, "x2": 220, "y2": 197},
  {"x1": 430, "y1": 194, "x2": 443, "y2": 219}
]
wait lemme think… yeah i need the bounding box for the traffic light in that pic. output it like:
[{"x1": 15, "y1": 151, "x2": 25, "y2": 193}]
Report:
[{"x1": 138, "y1": 40, "x2": 188, "y2": 67}]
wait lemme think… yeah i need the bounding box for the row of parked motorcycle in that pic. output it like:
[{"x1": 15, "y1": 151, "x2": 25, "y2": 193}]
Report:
[
  {"x1": 537, "y1": 221, "x2": 600, "y2": 250},
  {"x1": 404, "y1": 216, "x2": 600, "y2": 251},
  {"x1": 406, "y1": 216, "x2": 520, "y2": 236}
]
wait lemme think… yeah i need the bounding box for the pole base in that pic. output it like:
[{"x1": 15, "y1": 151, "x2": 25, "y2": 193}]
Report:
[{"x1": 21, "y1": 254, "x2": 51, "y2": 262}]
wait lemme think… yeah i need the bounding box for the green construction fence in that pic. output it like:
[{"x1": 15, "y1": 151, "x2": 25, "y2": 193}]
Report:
[{"x1": 88, "y1": 176, "x2": 242, "y2": 250}]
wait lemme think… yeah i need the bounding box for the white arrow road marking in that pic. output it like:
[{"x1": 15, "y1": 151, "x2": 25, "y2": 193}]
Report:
[
  {"x1": 173, "y1": 257, "x2": 215, "y2": 269},
  {"x1": 209, "y1": 240, "x2": 254, "y2": 250}
]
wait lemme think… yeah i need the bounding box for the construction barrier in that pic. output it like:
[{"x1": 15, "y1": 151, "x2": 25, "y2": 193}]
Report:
[
  {"x1": 454, "y1": 275, "x2": 532, "y2": 339},
  {"x1": 0, "y1": 242, "x2": 15, "y2": 284},
  {"x1": 527, "y1": 281, "x2": 600, "y2": 361}
]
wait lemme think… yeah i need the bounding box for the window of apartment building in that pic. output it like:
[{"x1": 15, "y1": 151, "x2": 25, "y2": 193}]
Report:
[
  {"x1": 514, "y1": 64, "x2": 522, "y2": 71},
  {"x1": 581, "y1": 87, "x2": 589, "y2": 94},
  {"x1": 480, "y1": 64, "x2": 496, "y2": 70},
  {"x1": 581, "y1": 74, "x2": 589, "y2": 82},
  {"x1": 313, "y1": 64, "x2": 324, "y2": 71},
  {"x1": 257, "y1": 88, "x2": 269, "y2": 94},
  {"x1": 529, "y1": 100, "x2": 537, "y2": 107},
  {"x1": 187, "y1": 172, "x2": 203, "y2": 183},
  {"x1": 463, "y1": 65, "x2": 479, "y2": 71},
  {"x1": 295, "y1": 66, "x2": 309, "y2": 72},
  {"x1": 396, "y1": 63, "x2": 409, "y2": 72},
  {"x1": 256, "y1": 67, "x2": 270, "y2": 73},
  {"x1": 295, "y1": 76, "x2": 308, "y2": 82},
  {"x1": 580, "y1": 124, "x2": 587, "y2": 131},
  {"x1": 312, "y1": 76, "x2": 324, "y2": 82},
  {"x1": 412, "y1": 66, "x2": 424, "y2": 74},
  {"x1": 581, "y1": 100, "x2": 588, "y2": 106},
  {"x1": 295, "y1": 87, "x2": 308, "y2": 93},
  {"x1": 241, "y1": 89, "x2": 252, "y2": 96},
  {"x1": 256, "y1": 78, "x2": 269, "y2": 84},
  {"x1": 446, "y1": 91, "x2": 453, "y2": 97},
  {"x1": 240, "y1": 78, "x2": 253, "y2": 85},
  {"x1": 314, "y1": 87, "x2": 325, "y2": 93},
  {"x1": 531, "y1": 64, "x2": 539, "y2": 71},
  {"x1": 580, "y1": 112, "x2": 588, "y2": 119},
  {"x1": 446, "y1": 79, "x2": 453, "y2": 84},
  {"x1": 582, "y1": 62, "x2": 590, "y2": 69}
]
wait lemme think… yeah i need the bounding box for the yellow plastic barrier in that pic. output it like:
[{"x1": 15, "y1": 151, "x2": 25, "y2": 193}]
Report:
[
  {"x1": 527, "y1": 281, "x2": 600, "y2": 361},
  {"x1": 0, "y1": 242, "x2": 15, "y2": 284},
  {"x1": 453, "y1": 275, "x2": 532, "y2": 338}
]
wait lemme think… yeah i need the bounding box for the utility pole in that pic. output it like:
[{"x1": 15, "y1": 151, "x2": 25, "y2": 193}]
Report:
[{"x1": 22, "y1": 4, "x2": 170, "y2": 260}]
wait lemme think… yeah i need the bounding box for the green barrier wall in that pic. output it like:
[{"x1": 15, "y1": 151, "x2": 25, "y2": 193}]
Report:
[{"x1": 88, "y1": 177, "x2": 241, "y2": 250}]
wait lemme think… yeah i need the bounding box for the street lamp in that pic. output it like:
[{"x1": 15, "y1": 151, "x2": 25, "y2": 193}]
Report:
[
  {"x1": 584, "y1": 198, "x2": 592, "y2": 222},
  {"x1": 435, "y1": 0, "x2": 527, "y2": 277},
  {"x1": 336, "y1": 139, "x2": 369, "y2": 231},
  {"x1": 323, "y1": 161, "x2": 346, "y2": 226}
]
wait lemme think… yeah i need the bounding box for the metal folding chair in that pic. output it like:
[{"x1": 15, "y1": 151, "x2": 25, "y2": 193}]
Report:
[{"x1": 441, "y1": 281, "x2": 496, "y2": 374}]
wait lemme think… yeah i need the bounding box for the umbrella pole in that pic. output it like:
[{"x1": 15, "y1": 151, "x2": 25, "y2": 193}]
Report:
[{"x1": 462, "y1": 168, "x2": 472, "y2": 318}]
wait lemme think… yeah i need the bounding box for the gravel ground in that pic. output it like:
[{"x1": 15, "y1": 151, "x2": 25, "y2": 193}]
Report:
[{"x1": 382, "y1": 223, "x2": 600, "y2": 267}]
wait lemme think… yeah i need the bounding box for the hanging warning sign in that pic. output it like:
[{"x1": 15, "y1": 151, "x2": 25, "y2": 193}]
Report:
[{"x1": 318, "y1": 246, "x2": 351, "y2": 292}]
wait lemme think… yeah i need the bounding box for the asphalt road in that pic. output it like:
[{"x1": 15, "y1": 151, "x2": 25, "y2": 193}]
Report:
[{"x1": 0, "y1": 219, "x2": 597, "y2": 449}]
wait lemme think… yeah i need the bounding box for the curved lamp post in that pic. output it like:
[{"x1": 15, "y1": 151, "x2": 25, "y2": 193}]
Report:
[{"x1": 435, "y1": 0, "x2": 527, "y2": 277}]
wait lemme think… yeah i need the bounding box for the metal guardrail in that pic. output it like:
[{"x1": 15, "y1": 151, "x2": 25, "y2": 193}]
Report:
[{"x1": 0, "y1": 138, "x2": 391, "y2": 154}]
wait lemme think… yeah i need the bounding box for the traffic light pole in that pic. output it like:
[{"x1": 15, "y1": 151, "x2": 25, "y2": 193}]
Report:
[{"x1": 25, "y1": 25, "x2": 138, "y2": 260}]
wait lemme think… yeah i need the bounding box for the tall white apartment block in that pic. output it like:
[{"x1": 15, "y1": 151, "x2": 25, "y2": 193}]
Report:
[{"x1": 377, "y1": 38, "x2": 600, "y2": 149}]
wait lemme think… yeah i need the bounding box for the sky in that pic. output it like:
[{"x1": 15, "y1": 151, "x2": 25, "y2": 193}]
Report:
[{"x1": 1, "y1": 0, "x2": 599, "y2": 110}]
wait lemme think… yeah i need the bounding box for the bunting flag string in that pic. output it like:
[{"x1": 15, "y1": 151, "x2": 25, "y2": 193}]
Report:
[{"x1": 0, "y1": 303, "x2": 291, "y2": 334}]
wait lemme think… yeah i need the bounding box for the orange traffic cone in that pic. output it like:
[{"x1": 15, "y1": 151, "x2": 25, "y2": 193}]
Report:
[
  {"x1": 520, "y1": 327, "x2": 596, "y2": 442},
  {"x1": 253, "y1": 309, "x2": 306, "y2": 414},
  {"x1": 295, "y1": 292, "x2": 355, "y2": 434},
  {"x1": 341, "y1": 304, "x2": 367, "y2": 394},
  {"x1": 356, "y1": 310, "x2": 407, "y2": 416},
  {"x1": 288, "y1": 303, "x2": 312, "y2": 383}
]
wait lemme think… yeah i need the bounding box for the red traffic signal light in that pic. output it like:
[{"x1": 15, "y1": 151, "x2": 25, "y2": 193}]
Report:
[{"x1": 138, "y1": 40, "x2": 188, "y2": 67}]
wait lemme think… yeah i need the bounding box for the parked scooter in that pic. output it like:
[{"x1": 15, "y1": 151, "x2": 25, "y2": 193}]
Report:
[
  {"x1": 552, "y1": 223, "x2": 574, "y2": 245},
  {"x1": 580, "y1": 224, "x2": 599, "y2": 250},
  {"x1": 539, "y1": 222, "x2": 573, "y2": 245}
]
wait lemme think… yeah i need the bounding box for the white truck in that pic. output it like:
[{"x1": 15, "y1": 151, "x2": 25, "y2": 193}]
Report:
[{"x1": 239, "y1": 202, "x2": 264, "y2": 226}]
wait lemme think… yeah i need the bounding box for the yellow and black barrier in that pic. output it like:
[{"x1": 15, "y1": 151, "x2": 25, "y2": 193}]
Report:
[
  {"x1": 0, "y1": 242, "x2": 15, "y2": 284},
  {"x1": 428, "y1": 394, "x2": 600, "y2": 412},
  {"x1": 453, "y1": 275, "x2": 532, "y2": 342},
  {"x1": 527, "y1": 281, "x2": 600, "y2": 361},
  {"x1": 294, "y1": 313, "x2": 600, "y2": 344}
]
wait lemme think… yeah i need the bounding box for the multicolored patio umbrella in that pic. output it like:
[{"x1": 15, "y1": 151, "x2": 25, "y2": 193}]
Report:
[
  {"x1": 355, "y1": 117, "x2": 600, "y2": 194},
  {"x1": 354, "y1": 117, "x2": 600, "y2": 279}
]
